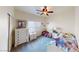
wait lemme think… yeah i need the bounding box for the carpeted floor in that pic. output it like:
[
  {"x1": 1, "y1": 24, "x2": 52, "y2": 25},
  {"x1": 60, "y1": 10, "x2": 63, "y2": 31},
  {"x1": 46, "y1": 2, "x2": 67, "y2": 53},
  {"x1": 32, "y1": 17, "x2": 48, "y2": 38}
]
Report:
[{"x1": 11, "y1": 36, "x2": 53, "y2": 52}]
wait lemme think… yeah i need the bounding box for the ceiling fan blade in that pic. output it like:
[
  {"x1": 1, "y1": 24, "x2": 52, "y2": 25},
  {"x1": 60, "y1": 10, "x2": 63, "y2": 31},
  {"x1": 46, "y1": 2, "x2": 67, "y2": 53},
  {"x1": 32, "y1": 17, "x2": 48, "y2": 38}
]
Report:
[
  {"x1": 47, "y1": 11, "x2": 53, "y2": 13},
  {"x1": 36, "y1": 9, "x2": 42, "y2": 12},
  {"x1": 40, "y1": 13, "x2": 44, "y2": 15},
  {"x1": 36, "y1": 12, "x2": 40, "y2": 14},
  {"x1": 40, "y1": 11, "x2": 49, "y2": 16},
  {"x1": 46, "y1": 13, "x2": 49, "y2": 16}
]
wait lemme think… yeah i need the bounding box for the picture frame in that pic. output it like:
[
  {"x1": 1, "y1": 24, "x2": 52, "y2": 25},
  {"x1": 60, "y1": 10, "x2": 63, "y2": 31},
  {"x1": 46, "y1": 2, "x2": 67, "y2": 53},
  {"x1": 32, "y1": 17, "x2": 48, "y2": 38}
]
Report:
[{"x1": 17, "y1": 20, "x2": 26, "y2": 28}]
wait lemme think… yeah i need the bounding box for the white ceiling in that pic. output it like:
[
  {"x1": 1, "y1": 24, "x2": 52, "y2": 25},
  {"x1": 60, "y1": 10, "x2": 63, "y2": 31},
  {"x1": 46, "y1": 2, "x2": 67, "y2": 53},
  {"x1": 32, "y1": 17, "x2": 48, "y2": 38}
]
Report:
[{"x1": 15, "y1": 6, "x2": 74, "y2": 17}]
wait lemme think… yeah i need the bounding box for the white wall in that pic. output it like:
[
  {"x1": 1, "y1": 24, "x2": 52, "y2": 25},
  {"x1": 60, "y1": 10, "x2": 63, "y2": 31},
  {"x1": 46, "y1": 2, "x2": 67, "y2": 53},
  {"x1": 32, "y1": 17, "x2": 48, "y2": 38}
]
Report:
[
  {"x1": 47, "y1": 7, "x2": 75, "y2": 33},
  {"x1": 75, "y1": 7, "x2": 79, "y2": 47},
  {"x1": 0, "y1": 7, "x2": 15, "y2": 52}
]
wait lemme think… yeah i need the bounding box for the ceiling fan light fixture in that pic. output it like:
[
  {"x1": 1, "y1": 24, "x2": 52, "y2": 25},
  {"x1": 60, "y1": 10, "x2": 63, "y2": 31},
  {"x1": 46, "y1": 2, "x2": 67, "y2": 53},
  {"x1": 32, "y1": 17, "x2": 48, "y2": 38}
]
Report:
[{"x1": 36, "y1": 6, "x2": 53, "y2": 16}]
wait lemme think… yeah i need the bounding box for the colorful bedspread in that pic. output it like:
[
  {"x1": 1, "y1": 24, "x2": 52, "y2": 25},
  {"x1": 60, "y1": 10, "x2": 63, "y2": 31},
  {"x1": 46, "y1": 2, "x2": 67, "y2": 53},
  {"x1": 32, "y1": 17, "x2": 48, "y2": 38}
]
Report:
[
  {"x1": 42, "y1": 29, "x2": 78, "y2": 52},
  {"x1": 46, "y1": 33, "x2": 78, "y2": 52}
]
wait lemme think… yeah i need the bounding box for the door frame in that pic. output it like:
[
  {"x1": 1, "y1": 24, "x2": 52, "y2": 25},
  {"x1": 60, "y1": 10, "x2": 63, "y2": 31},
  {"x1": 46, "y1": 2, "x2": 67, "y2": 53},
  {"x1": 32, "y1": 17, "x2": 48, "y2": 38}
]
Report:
[{"x1": 8, "y1": 13, "x2": 10, "y2": 52}]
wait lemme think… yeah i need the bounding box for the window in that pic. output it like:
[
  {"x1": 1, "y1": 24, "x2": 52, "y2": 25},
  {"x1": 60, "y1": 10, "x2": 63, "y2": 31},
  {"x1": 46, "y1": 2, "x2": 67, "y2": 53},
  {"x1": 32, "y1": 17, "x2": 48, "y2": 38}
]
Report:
[{"x1": 27, "y1": 21, "x2": 42, "y2": 34}]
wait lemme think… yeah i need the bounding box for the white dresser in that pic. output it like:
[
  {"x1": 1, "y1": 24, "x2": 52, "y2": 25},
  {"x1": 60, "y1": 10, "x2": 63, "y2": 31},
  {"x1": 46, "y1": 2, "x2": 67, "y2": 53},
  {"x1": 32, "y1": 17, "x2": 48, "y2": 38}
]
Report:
[
  {"x1": 15, "y1": 28, "x2": 29, "y2": 47},
  {"x1": 29, "y1": 32, "x2": 37, "y2": 41}
]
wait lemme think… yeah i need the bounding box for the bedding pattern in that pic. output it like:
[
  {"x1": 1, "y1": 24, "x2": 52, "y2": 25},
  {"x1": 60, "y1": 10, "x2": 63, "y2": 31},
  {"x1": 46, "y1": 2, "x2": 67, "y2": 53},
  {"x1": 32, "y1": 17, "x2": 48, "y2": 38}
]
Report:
[{"x1": 42, "y1": 29, "x2": 78, "y2": 52}]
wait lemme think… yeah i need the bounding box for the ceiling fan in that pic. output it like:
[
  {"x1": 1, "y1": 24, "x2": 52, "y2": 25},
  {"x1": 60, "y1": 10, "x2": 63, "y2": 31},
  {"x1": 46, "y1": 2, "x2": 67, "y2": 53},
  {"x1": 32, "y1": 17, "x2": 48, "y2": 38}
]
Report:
[{"x1": 36, "y1": 6, "x2": 53, "y2": 16}]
